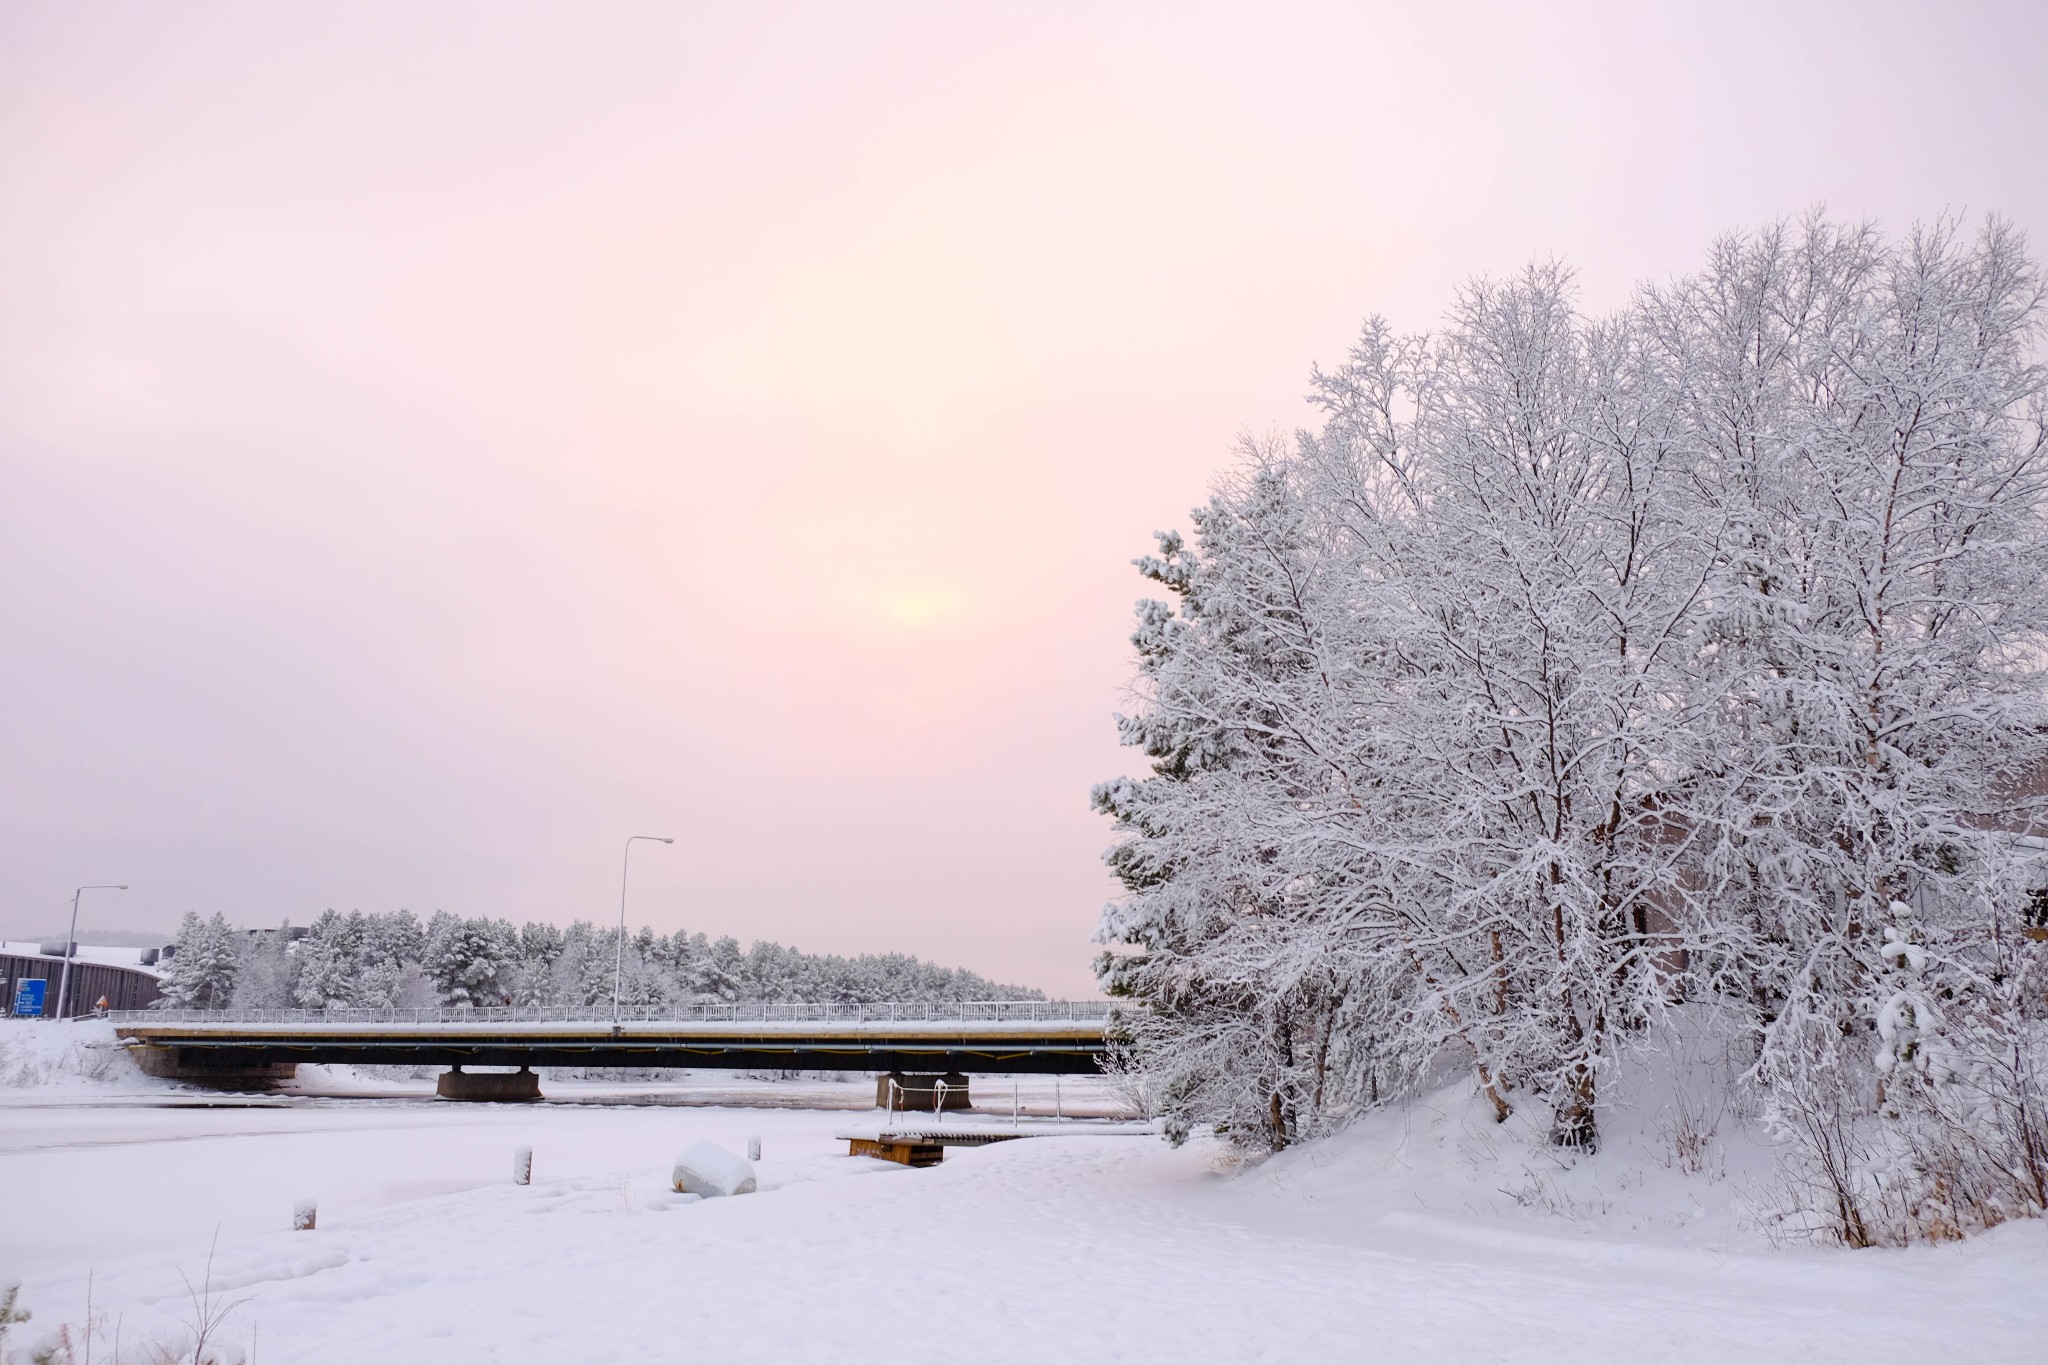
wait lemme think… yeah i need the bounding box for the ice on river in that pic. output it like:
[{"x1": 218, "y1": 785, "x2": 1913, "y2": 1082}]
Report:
[{"x1": 2, "y1": 1025, "x2": 2045, "y2": 1363}]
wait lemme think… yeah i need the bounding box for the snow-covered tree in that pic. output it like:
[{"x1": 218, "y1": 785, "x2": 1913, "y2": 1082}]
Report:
[
  {"x1": 425, "y1": 916, "x2": 519, "y2": 1007},
  {"x1": 151, "y1": 906, "x2": 1042, "y2": 1016},
  {"x1": 698, "y1": 935, "x2": 748, "y2": 1003},
  {"x1": 1655, "y1": 215, "x2": 2048, "y2": 1240},
  {"x1": 156, "y1": 912, "x2": 242, "y2": 1009},
  {"x1": 230, "y1": 919, "x2": 300, "y2": 1008},
  {"x1": 361, "y1": 910, "x2": 425, "y2": 971},
  {"x1": 293, "y1": 910, "x2": 362, "y2": 1008},
  {"x1": 509, "y1": 921, "x2": 564, "y2": 1006},
  {"x1": 1093, "y1": 466, "x2": 1400, "y2": 1150},
  {"x1": 1096, "y1": 214, "x2": 2048, "y2": 1237}
]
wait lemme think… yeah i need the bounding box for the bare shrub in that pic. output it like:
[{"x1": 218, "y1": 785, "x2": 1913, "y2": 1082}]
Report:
[
  {"x1": 1498, "y1": 1171, "x2": 1611, "y2": 1223},
  {"x1": 1098, "y1": 1034, "x2": 1159, "y2": 1120},
  {"x1": 0, "y1": 1279, "x2": 30, "y2": 1346},
  {"x1": 1655, "y1": 1088, "x2": 1725, "y2": 1180},
  {"x1": 148, "y1": 1233, "x2": 252, "y2": 1365}
]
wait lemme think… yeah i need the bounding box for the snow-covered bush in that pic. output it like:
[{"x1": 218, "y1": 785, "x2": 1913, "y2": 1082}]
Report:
[{"x1": 1096, "y1": 213, "x2": 2048, "y2": 1243}]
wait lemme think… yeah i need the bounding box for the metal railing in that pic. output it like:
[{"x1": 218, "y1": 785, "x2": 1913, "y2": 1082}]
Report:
[{"x1": 109, "y1": 999, "x2": 1114, "y2": 1027}]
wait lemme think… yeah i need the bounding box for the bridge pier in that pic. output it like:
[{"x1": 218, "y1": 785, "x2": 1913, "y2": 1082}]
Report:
[
  {"x1": 437, "y1": 1065, "x2": 541, "y2": 1102},
  {"x1": 878, "y1": 1071, "x2": 970, "y2": 1112},
  {"x1": 130, "y1": 1045, "x2": 297, "y2": 1091}
]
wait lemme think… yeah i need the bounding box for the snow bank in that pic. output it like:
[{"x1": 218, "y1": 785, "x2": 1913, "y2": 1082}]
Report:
[
  {"x1": 672, "y1": 1140, "x2": 757, "y2": 1197},
  {"x1": 0, "y1": 1018, "x2": 162, "y2": 1093},
  {"x1": 1211, "y1": 1046, "x2": 1789, "y2": 1251}
]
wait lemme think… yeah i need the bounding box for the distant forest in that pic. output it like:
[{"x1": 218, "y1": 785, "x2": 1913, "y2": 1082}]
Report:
[{"x1": 155, "y1": 909, "x2": 1044, "y2": 1010}]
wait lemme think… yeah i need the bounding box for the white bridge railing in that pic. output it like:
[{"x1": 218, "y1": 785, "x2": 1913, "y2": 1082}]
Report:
[{"x1": 110, "y1": 999, "x2": 1114, "y2": 1027}]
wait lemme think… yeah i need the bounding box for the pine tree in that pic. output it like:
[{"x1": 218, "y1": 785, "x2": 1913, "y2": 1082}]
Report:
[
  {"x1": 510, "y1": 921, "x2": 564, "y2": 1006},
  {"x1": 157, "y1": 912, "x2": 242, "y2": 1009},
  {"x1": 425, "y1": 917, "x2": 518, "y2": 1007},
  {"x1": 362, "y1": 911, "x2": 425, "y2": 970},
  {"x1": 293, "y1": 910, "x2": 363, "y2": 1008}
]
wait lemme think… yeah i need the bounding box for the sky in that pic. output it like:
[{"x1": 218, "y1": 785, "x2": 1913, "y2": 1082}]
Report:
[{"x1": 3, "y1": 1, "x2": 2045, "y2": 995}]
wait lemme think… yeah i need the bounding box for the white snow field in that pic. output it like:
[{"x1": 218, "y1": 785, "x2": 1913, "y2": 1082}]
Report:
[{"x1": 4, "y1": 1023, "x2": 2045, "y2": 1363}]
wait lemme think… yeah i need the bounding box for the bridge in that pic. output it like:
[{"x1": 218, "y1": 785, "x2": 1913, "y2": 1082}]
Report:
[{"x1": 110, "y1": 1000, "x2": 1114, "y2": 1101}]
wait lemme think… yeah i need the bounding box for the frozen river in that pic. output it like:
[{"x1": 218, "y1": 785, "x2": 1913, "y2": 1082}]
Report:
[
  {"x1": 4, "y1": 1095, "x2": 886, "y2": 1274},
  {"x1": 5, "y1": 1079, "x2": 2047, "y2": 1362}
]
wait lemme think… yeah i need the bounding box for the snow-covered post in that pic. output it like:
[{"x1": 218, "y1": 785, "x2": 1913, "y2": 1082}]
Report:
[
  {"x1": 293, "y1": 1198, "x2": 317, "y2": 1231},
  {"x1": 746, "y1": 1135, "x2": 761, "y2": 1162},
  {"x1": 513, "y1": 1145, "x2": 533, "y2": 1185}
]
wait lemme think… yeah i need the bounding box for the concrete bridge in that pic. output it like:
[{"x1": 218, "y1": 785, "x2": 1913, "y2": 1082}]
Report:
[{"x1": 110, "y1": 1000, "x2": 1113, "y2": 1100}]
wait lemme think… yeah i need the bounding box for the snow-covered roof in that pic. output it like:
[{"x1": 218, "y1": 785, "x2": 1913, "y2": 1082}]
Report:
[{"x1": 1, "y1": 940, "x2": 158, "y2": 971}]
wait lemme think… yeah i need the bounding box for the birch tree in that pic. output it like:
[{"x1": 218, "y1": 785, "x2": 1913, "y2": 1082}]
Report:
[
  {"x1": 1098, "y1": 215, "x2": 2048, "y2": 1234},
  {"x1": 1651, "y1": 215, "x2": 2048, "y2": 1239}
]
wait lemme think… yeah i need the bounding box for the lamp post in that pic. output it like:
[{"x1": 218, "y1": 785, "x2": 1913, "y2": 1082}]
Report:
[
  {"x1": 54, "y1": 884, "x2": 126, "y2": 1020},
  {"x1": 612, "y1": 836, "x2": 673, "y2": 1025}
]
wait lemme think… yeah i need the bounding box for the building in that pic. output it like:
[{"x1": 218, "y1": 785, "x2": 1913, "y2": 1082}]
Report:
[{"x1": 2, "y1": 941, "x2": 164, "y2": 1017}]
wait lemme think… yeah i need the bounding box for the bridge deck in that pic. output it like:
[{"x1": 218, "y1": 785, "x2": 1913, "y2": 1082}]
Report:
[{"x1": 110, "y1": 1002, "x2": 1113, "y2": 1076}]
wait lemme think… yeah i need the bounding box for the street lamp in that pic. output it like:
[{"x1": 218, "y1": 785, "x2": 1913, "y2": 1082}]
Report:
[
  {"x1": 54, "y1": 884, "x2": 127, "y2": 1020},
  {"x1": 612, "y1": 836, "x2": 673, "y2": 1025}
]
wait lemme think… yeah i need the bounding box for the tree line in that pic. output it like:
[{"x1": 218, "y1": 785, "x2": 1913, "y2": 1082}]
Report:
[
  {"x1": 1096, "y1": 215, "x2": 2048, "y2": 1244},
  {"x1": 156, "y1": 908, "x2": 1043, "y2": 1011}
]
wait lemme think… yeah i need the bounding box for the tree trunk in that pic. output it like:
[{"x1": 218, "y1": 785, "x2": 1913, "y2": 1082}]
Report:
[
  {"x1": 1549, "y1": 1059, "x2": 1598, "y2": 1151},
  {"x1": 1549, "y1": 998, "x2": 1601, "y2": 1151}
]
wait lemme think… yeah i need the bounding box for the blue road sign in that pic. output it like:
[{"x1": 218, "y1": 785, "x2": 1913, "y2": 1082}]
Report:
[{"x1": 12, "y1": 978, "x2": 47, "y2": 1017}]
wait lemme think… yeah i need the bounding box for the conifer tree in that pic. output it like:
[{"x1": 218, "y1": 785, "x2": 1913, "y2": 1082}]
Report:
[{"x1": 157, "y1": 912, "x2": 242, "y2": 1009}]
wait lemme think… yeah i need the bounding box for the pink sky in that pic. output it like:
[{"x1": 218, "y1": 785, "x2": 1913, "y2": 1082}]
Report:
[{"x1": 3, "y1": 1, "x2": 2044, "y2": 994}]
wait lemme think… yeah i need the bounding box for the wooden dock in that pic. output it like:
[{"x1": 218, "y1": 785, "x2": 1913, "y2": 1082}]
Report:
[
  {"x1": 838, "y1": 1122, "x2": 1155, "y2": 1167},
  {"x1": 843, "y1": 1129, "x2": 1025, "y2": 1167}
]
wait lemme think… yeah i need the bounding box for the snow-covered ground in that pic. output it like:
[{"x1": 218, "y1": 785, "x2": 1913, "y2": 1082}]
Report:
[{"x1": 4, "y1": 1021, "x2": 2045, "y2": 1363}]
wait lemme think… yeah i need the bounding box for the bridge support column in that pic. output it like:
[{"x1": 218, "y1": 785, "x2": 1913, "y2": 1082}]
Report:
[
  {"x1": 130, "y1": 1045, "x2": 297, "y2": 1090},
  {"x1": 437, "y1": 1065, "x2": 541, "y2": 1102},
  {"x1": 877, "y1": 1071, "x2": 970, "y2": 1112}
]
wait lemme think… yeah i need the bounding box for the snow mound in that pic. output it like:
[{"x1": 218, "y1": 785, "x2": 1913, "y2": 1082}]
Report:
[
  {"x1": 0, "y1": 1018, "x2": 160, "y2": 1093},
  {"x1": 672, "y1": 1140, "x2": 757, "y2": 1197},
  {"x1": 1212, "y1": 1050, "x2": 1782, "y2": 1252}
]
